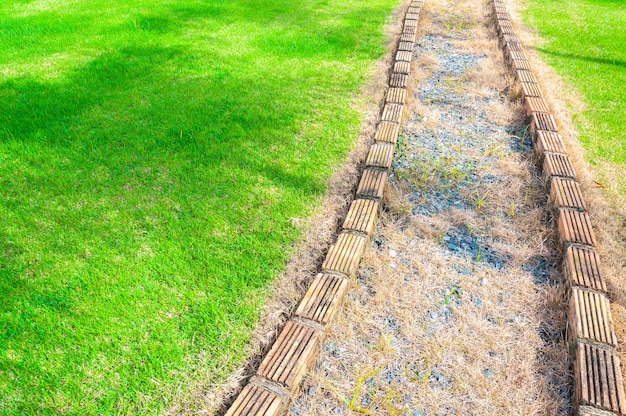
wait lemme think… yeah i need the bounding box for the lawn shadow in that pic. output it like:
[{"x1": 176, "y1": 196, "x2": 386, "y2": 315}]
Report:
[
  {"x1": 0, "y1": 45, "x2": 183, "y2": 142},
  {"x1": 534, "y1": 47, "x2": 626, "y2": 68}
]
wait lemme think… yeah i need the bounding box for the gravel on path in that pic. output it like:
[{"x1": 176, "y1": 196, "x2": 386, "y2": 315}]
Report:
[{"x1": 289, "y1": 0, "x2": 570, "y2": 414}]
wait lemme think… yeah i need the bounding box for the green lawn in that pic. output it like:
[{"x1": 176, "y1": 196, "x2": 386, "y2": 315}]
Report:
[
  {"x1": 0, "y1": 0, "x2": 398, "y2": 413},
  {"x1": 521, "y1": 0, "x2": 626, "y2": 178}
]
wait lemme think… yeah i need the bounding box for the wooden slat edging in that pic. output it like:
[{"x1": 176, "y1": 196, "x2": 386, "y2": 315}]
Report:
[
  {"x1": 530, "y1": 111, "x2": 558, "y2": 134},
  {"x1": 375, "y1": 121, "x2": 400, "y2": 143},
  {"x1": 569, "y1": 288, "x2": 617, "y2": 346},
  {"x1": 511, "y1": 58, "x2": 533, "y2": 71},
  {"x1": 578, "y1": 405, "x2": 621, "y2": 416},
  {"x1": 521, "y1": 81, "x2": 544, "y2": 97},
  {"x1": 535, "y1": 131, "x2": 567, "y2": 155},
  {"x1": 501, "y1": 32, "x2": 520, "y2": 43},
  {"x1": 498, "y1": 23, "x2": 516, "y2": 35},
  {"x1": 525, "y1": 96, "x2": 550, "y2": 115},
  {"x1": 543, "y1": 152, "x2": 577, "y2": 181},
  {"x1": 226, "y1": 0, "x2": 423, "y2": 416},
  {"x1": 366, "y1": 143, "x2": 396, "y2": 170},
  {"x1": 506, "y1": 42, "x2": 524, "y2": 52},
  {"x1": 224, "y1": 2, "x2": 423, "y2": 413},
  {"x1": 356, "y1": 168, "x2": 388, "y2": 199},
  {"x1": 550, "y1": 177, "x2": 587, "y2": 211},
  {"x1": 565, "y1": 246, "x2": 607, "y2": 292},
  {"x1": 342, "y1": 198, "x2": 380, "y2": 234},
  {"x1": 558, "y1": 208, "x2": 597, "y2": 248},
  {"x1": 398, "y1": 41, "x2": 414, "y2": 51},
  {"x1": 295, "y1": 273, "x2": 349, "y2": 328},
  {"x1": 386, "y1": 87, "x2": 408, "y2": 104},
  {"x1": 575, "y1": 343, "x2": 626, "y2": 415},
  {"x1": 393, "y1": 60, "x2": 412, "y2": 74},
  {"x1": 396, "y1": 50, "x2": 413, "y2": 62},
  {"x1": 225, "y1": 384, "x2": 285, "y2": 416},
  {"x1": 496, "y1": 12, "x2": 510, "y2": 21},
  {"x1": 382, "y1": 103, "x2": 404, "y2": 123},
  {"x1": 390, "y1": 73, "x2": 409, "y2": 88},
  {"x1": 492, "y1": 2, "x2": 626, "y2": 414},
  {"x1": 257, "y1": 321, "x2": 321, "y2": 394},
  {"x1": 517, "y1": 69, "x2": 538, "y2": 84},
  {"x1": 321, "y1": 232, "x2": 367, "y2": 277},
  {"x1": 403, "y1": 24, "x2": 417, "y2": 35},
  {"x1": 400, "y1": 32, "x2": 417, "y2": 43}
]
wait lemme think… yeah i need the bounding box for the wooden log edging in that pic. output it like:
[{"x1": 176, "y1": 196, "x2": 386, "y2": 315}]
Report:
[
  {"x1": 224, "y1": 2, "x2": 424, "y2": 415},
  {"x1": 491, "y1": 2, "x2": 626, "y2": 415}
]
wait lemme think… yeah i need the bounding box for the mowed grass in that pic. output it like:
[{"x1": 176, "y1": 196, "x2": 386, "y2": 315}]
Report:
[
  {"x1": 521, "y1": 0, "x2": 626, "y2": 172},
  {"x1": 0, "y1": 0, "x2": 398, "y2": 413}
]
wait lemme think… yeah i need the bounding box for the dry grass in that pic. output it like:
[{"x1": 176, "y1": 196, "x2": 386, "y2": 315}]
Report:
[
  {"x1": 289, "y1": 0, "x2": 570, "y2": 414},
  {"x1": 503, "y1": 0, "x2": 626, "y2": 385}
]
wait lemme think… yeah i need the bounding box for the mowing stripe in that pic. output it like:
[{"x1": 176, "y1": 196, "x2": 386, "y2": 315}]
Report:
[
  {"x1": 491, "y1": 1, "x2": 626, "y2": 414},
  {"x1": 224, "y1": 1, "x2": 424, "y2": 413}
]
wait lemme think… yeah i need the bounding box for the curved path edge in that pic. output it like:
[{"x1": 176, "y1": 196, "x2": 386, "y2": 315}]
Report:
[
  {"x1": 491, "y1": 2, "x2": 626, "y2": 415},
  {"x1": 223, "y1": 1, "x2": 423, "y2": 415}
]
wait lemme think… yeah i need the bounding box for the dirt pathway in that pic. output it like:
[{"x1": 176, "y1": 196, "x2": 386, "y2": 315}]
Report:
[{"x1": 288, "y1": 0, "x2": 571, "y2": 414}]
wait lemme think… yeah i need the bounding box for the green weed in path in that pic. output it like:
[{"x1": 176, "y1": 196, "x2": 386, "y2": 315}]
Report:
[
  {"x1": 521, "y1": 0, "x2": 626, "y2": 175},
  {"x1": 0, "y1": 0, "x2": 398, "y2": 413}
]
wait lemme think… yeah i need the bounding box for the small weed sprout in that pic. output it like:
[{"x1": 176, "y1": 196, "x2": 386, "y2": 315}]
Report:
[
  {"x1": 382, "y1": 388, "x2": 403, "y2": 415},
  {"x1": 375, "y1": 333, "x2": 396, "y2": 353},
  {"x1": 442, "y1": 282, "x2": 461, "y2": 305},
  {"x1": 508, "y1": 201, "x2": 516, "y2": 217},
  {"x1": 406, "y1": 366, "x2": 431, "y2": 384},
  {"x1": 348, "y1": 367, "x2": 384, "y2": 414},
  {"x1": 474, "y1": 190, "x2": 489, "y2": 213}
]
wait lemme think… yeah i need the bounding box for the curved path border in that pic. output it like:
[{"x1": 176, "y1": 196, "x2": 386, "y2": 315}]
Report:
[
  {"x1": 224, "y1": 1, "x2": 424, "y2": 414},
  {"x1": 491, "y1": 2, "x2": 626, "y2": 415}
]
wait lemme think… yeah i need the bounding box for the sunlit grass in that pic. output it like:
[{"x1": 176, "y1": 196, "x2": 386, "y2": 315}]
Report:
[
  {"x1": 522, "y1": 0, "x2": 625, "y2": 171},
  {"x1": 0, "y1": 0, "x2": 398, "y2": 413}
]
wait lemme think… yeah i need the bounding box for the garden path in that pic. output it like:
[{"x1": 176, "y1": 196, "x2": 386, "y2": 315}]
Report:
[{"x1": 288, "y1": 0, "x2": 571, "y2": 413}]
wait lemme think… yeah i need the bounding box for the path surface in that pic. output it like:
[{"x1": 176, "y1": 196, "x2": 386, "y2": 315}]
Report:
[{"x1": 289, "y1": 0, "x2": 570, "y2": 414}]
